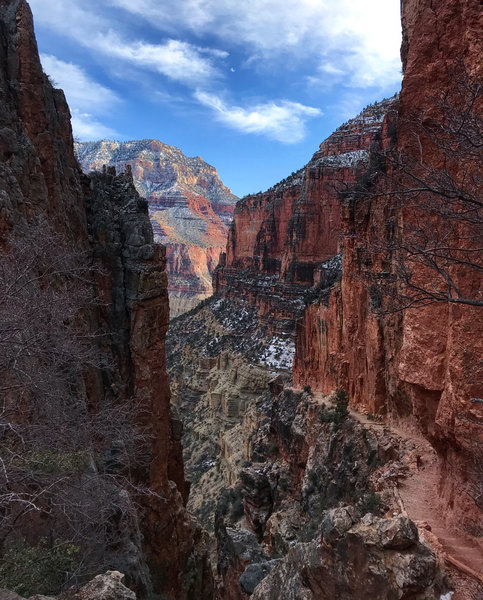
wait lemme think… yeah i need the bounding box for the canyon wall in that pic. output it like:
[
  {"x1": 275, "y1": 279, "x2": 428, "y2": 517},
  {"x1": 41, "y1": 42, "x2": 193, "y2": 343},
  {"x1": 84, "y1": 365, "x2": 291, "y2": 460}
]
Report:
[
  {"x1": 0, "y1": 2, "x2": 209, "y2": 598},
  {"x1": 293, "y1": 0, "x2": 482, "y2": 535},
  {"x1": 212, "y1": 0, "x2": 482, "y2": 545},
  {"x1": 76, "y1": 139, "x2": 238, "y2": 318},
  {"x1": 214, "y1": 97, "x2": 397, "y2": 335}
]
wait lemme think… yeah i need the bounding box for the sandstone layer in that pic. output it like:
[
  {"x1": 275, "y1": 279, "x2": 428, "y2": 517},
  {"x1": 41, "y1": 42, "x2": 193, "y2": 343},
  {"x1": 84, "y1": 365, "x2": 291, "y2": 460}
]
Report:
[
  {"x1": 0, "y1": 2, "x2": 210, "y2": 598},
  {"x1": 76, "y1": 140, "x2": 238, "y2": 317},
  {"x1": 214, "y1": 98, "x2": 396, "y2": 335}
]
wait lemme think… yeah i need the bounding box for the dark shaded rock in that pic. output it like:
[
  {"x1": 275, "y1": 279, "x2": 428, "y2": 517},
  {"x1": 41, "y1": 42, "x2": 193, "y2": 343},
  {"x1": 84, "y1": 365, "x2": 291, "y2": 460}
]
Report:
[
  {"x1": 239, "y1": 561, "x2": 280, "y2": 595},
  {"x1": 240, "y1": 469, "x2": 274, "y2": 539},
  {"x1": 377, "y1": 516, "x2": 418, "y2": 550}
]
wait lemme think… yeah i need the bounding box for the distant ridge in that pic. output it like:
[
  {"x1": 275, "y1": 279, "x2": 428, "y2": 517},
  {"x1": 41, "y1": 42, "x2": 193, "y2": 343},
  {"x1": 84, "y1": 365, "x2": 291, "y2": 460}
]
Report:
[{"x1": 75, "y1": 139, "x2": 238, "y2": 317}]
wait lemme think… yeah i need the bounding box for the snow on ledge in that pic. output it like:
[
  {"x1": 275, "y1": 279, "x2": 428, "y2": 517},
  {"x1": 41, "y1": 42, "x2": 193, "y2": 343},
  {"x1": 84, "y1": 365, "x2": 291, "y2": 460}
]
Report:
[{"x1": 314, "y1": 149, "x2": 369, "y2": 169}]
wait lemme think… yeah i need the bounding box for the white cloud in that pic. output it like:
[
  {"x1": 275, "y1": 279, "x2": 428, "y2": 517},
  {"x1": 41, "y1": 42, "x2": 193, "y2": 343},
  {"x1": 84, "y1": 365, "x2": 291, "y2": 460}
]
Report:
[
  {"x1": 40, "y1": 54, "x2": 120, "y2": 140},
  {"x1": 108, "y1": 0, "x2": 402, "y2": 89},
  {"x1": 30, "y1": 0, "x2": 226, "y2": 88},
  {"x1": 70, "y1": 110, "x2": 120, "y2": 141},
  {"x1": 195, "y1": 91, "x2": 321, "y2": 143},
  {"x1": 30, "y1": 0, "x2": 402, "y2": 143},
  {"x1": 95, "y1": 34, "x2": 224, "y2": 86},
  {"x1": 40, "y1": 54, "x2": 119, "y2": 113}
]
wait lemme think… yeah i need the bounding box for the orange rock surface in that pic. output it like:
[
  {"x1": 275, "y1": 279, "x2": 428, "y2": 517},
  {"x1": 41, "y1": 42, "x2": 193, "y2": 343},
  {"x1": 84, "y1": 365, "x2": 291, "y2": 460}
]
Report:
[{"x1": 293, "y1": 0, "x2": 482, "y2": 537}]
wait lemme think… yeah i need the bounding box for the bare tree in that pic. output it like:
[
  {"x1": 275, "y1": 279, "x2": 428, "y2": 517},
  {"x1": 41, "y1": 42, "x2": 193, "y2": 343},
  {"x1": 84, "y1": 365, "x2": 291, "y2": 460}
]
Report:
[
  {"x1": 346, "y1": 68, "x2": 482, "y2": 312},
  {"x1": 0, "y1": 220, "x2": 156, "y2": 594}
]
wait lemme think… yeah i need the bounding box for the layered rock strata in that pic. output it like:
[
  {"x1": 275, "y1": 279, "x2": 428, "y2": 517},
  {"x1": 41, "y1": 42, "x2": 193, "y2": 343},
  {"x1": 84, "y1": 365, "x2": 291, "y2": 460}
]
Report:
[
  {"x1": 76, "y1": 140, "x2": 238, "y2": 318},
  {"x1": 213, "y1": 98, "x2": 396, "y2": 335},
  {"x1": 203, "y1": 0, "x2": 482, "y2": 592},
  {"x1": 0, "y1": 2, "x2": 209, "y2": 598},
  {"x1": 167, "y1": 296, "x2": 294, "y2": 536}
]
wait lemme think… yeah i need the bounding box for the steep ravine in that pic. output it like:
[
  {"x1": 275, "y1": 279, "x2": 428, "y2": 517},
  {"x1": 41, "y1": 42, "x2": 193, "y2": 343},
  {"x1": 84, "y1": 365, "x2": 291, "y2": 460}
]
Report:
[
  {"x1": 0, "y1": 0, "x2": 481, "y2": 598},
  {"x1": 168, "y1": 0, "x2": 482, "y2": 597}
]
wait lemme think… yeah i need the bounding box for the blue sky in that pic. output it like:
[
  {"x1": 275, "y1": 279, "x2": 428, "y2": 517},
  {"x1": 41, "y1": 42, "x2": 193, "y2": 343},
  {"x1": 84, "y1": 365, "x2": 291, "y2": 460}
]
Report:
[{"x1": 29, "y1": 0, "x2": 402, "y2": 197}]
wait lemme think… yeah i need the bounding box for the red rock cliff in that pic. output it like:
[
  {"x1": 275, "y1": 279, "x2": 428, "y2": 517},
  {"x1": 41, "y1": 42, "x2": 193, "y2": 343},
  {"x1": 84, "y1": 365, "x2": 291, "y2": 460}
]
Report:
[
  {"x1": 214, "y1": 99, "x2": 397, "y2": 335},
  {"x1": 294, "y1": 0, "x2": 482, "y2": 537}
]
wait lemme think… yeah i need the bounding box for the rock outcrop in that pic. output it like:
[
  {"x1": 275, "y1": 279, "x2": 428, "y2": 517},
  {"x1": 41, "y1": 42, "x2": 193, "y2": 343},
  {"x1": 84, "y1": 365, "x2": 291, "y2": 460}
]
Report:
[
  {"x1": 251, "y1": 509, "x2": 445, "y2": 600},
  {"x1": 213, "y1": 98, "x2": 397, "y2": 335},
  {"x1": 208, "y1": 384, "x2": 451, "y2": 599},
  {"x1": 0, "y1": 2, "x2": 210, "y2": 598},
  {"x1": 76, "y1": 140, "x2": 238, "y2": 318}
]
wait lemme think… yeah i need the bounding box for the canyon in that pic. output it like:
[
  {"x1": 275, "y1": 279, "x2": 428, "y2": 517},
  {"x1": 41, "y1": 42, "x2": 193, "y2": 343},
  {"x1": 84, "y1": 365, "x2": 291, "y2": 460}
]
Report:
[
  {"x1": 75, "y1": 139, "x2": 238, "y2": 318},
  {"x1": 0, "y1": 0, "x2": 481, "y2": 599},
  {"x1": 168, "y1": 0, "x2": 482, "y2": 598}
]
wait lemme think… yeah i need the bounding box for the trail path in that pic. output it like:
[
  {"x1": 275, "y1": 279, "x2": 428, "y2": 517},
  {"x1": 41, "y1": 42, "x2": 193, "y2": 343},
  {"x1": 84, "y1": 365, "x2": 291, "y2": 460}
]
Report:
[
  {"x1": 307, "y1": 390, "x2": 483, "y2": 591},
  {"x1": 351, "y1": 404, "x2": 483, "y2": 584}
]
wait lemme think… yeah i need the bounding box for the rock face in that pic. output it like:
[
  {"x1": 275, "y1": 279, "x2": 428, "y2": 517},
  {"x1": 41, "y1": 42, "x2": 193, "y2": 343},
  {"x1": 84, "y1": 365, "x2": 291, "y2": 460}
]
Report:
[
  {"x1": 293, "y1": 0, "x2": 482, "y2": 536},
  {"x1": 213, "y1": 98, "x2": 396, "y2": 335},
  {"x1": 76, "y1": 140, "x2": 238, "y2": 318},
  {"x1": 0, "y1": 2, "x2": 210, "y2": 598},
  {"x1": 251, "y1": 508, "x2": 443, "y2": 600}
]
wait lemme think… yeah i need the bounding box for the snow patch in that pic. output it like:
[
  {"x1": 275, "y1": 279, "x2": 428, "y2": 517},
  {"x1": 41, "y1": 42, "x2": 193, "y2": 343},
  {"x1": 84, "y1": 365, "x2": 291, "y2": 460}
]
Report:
[
  {"x1": 259, "y1": 336, "x2": 295, "y2": 370},
  {"x1": 313, "y1": 149, "x2": 369, "y2": 169}
]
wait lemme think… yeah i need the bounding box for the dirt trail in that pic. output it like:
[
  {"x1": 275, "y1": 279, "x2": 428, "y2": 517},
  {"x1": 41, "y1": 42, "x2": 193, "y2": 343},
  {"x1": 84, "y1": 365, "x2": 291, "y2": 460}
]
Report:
[
  {"x1": 308, "y1": 391, "x2": 483, "y2": 591},
  {"x1": 350, "y1": 403, "x2": 483, "y2": 593},
  {"x1": 397, "y1": 437, "x2": 483, "y2": 572}
]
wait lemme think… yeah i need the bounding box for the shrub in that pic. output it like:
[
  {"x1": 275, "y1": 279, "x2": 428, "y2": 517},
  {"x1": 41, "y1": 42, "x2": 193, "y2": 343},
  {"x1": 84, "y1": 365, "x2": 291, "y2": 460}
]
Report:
[
  {"x1": 333, "y1": 388, "x2": 349, "y2": 430},
  {"x1": 0, "y1": 538, "x2": 79, "y2": 596},
  {"x1": 358, "y1": 490, "x2": 382, "y2": 516},
  {"x1": 230, "y1": 496, "x2": 245, "y2": 520}
]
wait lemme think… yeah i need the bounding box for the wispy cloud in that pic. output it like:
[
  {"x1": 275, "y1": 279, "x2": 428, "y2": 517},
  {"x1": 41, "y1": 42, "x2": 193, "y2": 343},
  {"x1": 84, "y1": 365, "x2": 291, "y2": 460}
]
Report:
[
  {"x1": 109, "y1": 0, "x2": 402, "y2": 89},
  {"x1": 95, "y1": 34, "x2": 225, "y2": 86},
  {"x1": 30, "y1": 0, "x2": 227, "y2": 89},
  {"x1": 40, "y1": 54, "x2": 121, "y2": 140},
  {"x1": 40, "y1": 54, "x2": 119, "y2": 112},
  {"x1": 195, "y1": 91, "x2": 321, "y2": 143},
  {"x1": 70, "y1": 110, "x2": 120, "y2": 141}
]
